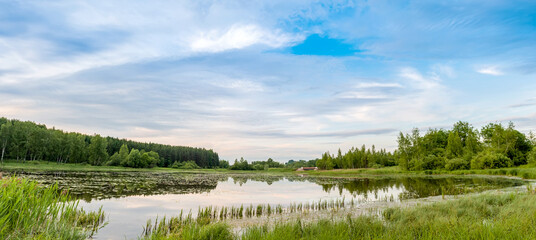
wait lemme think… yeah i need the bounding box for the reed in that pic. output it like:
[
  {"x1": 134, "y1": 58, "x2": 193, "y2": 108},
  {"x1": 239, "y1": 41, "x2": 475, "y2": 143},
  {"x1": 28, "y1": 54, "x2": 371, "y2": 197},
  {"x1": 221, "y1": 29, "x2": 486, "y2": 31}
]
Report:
[{"x1": 0, "y1": 177, "x2": 106, "y2": 239}]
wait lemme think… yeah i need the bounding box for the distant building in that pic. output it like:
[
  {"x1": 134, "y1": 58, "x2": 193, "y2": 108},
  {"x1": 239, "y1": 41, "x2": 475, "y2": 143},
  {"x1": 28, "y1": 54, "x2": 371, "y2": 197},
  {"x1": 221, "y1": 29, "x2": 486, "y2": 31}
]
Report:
[{"x1": 296, "y1": 167, "x2": 318, "y2": 171}]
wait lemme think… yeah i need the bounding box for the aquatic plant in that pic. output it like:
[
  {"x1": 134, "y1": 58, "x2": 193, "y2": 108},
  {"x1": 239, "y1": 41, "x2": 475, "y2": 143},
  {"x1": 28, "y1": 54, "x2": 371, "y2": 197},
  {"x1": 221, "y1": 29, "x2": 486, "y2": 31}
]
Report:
[
  {"x1": 144, "y1": 191, "x2": 536, "y2": 239},
  {"x1": 0, "y1": 177, "x2": 106, "y2": 239}
]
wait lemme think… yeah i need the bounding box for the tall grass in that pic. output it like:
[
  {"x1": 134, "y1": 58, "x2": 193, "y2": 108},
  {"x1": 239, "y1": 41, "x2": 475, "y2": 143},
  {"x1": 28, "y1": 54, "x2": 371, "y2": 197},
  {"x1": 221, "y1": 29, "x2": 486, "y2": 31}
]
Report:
[
  {"x1": 144, "y1": 190, "x2": 536, "y2": 239},
  {"x1": 0, "y1": 176, "x2": 106, "y2": 239}
]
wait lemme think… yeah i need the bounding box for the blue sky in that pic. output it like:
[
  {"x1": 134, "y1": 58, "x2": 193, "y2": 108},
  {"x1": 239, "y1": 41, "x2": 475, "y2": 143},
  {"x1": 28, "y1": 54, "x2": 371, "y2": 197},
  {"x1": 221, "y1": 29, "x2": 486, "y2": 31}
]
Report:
[{"x1": 1, "y1": 0, "x2": 535, "y2": 161}]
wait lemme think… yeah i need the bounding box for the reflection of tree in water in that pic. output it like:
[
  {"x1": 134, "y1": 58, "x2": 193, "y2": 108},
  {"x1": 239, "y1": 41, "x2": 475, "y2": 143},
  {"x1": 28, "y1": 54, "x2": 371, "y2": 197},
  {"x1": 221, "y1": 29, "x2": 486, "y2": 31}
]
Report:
[
  {"x1": 6, "y1": 170, "x2": 524, "y2": 202},
  {"x1": 229, "y1": 175, "x2": 296, "y2": 186},
  {"x1": 316, "y1": 177, "x2": 523, "y2": 200}
]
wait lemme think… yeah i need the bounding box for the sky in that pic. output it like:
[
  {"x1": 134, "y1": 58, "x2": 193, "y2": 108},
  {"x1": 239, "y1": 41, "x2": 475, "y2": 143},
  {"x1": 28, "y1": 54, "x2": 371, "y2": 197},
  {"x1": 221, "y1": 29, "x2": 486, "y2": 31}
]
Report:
[{"x1": 1, "y1": 0, "x2": 535, "y2": 162}]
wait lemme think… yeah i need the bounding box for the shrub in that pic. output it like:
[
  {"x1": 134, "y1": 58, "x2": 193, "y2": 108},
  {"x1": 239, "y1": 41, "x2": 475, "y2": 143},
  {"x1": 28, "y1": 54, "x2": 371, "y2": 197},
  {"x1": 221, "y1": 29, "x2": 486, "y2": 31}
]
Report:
[
  {"x1": 420, "y1": 155, "x2": 446, "y2": 170},
  {"x1": 528, "y1": 147, "x2": 536, "y2": 165},
  {"x1": 471, "y1": 150, "x2": 513, "y2": 169},
  {"x1": 445, "y1": 158, "x2": 469, "y2": 171},
  {"x1": 171, "y1": 161, "x2": 200, "y2": 169}
]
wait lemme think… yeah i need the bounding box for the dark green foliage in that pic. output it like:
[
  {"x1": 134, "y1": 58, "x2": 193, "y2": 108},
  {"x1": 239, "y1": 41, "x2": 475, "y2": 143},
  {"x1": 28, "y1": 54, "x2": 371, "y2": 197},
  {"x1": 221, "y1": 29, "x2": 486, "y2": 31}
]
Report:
[
  {"x1": 218, "y1": 160, "x2": 230, "y2": 169},
  {"x1": 252, "y1": 158, "x2": 284, "y2": 168},
  {"x1": 317, "y1": 145, "x2": 395, "y2": 170},
  {"x1": 285, "y1": 159, "x2": 318, "y2": 169},
  {"x1": 117, "y1": 149, "x2": 159, "y2": 168},
  {"x1": 229, "y1": 157, "x2": 253, "y2": 170},
  {"x1": 470, "y1": 150, "x2": 512, "y2": 169},
  {"x1": 227, "y1": 157, "x2": 285, "y2": 170},
  {"x1": 446, "y1": 131, "x2": 463, "y2": 158},
  {"x1": 418, "y1": 155, "x2": 446, "y2": 170},
  {"x1": 528, "y1": 147, "x2": 536, "y2": 165},
  {"x1": 105, "y1": 137, "x2": 219, "y2": 168},
  {"x1": 88, "y1": 135, "x2": 108, "y2": 166},
  {"x1": 481, "y1": 122, "x2": 532, "y2": 165},
  {"x1": 397, "y1": 121, "x2": 534, "y2": 171},
  {"x1": 171, "y1": 160, "x2": 200, "y2": 169},
  {"x1": 445, "y1": 158, "x2": 469, "y2": 171},
  {"x1": 0, "y1": 117, "x2": 219, "y2": 168}
]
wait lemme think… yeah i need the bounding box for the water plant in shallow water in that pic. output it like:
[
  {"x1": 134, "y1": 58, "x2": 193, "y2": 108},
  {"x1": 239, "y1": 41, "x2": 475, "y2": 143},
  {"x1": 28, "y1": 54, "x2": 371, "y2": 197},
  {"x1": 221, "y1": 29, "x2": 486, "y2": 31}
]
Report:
[{"x1": 142, "y1": 190, "x2": 536, "y2": 239}]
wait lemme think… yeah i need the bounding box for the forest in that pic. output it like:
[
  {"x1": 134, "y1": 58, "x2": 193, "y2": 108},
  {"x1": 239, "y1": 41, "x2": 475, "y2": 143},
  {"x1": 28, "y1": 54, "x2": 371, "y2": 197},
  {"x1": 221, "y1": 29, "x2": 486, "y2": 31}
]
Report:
[
  {"x1": 2, "y1": 117, "x2": 535, "y2": 172},
  {"x1": 0, "y1": 117, "x2": 220, "y2": 168},
  {"x1": 316, "y1": 145, "x2": 396, "y2": 170},
  {"x1": 316, "y1": 121, "x2": 536, "y2": 171}
]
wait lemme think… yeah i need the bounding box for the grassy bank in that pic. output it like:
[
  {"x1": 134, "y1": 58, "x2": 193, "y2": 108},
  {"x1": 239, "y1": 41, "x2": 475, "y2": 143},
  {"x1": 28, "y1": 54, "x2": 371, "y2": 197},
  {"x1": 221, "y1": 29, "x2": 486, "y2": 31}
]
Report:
[
  {"x1": 303, "y1": 165, "x2": 536, "y2": 180},
  {"x1": 3, "y1": 159, "x2": 536, "y2": 181},
  {"x1": 143, "y1": 189, "x2": 536, "y2": 239},
  {"x1": 0, "y1": 176, "x2": 106, "y2": 239},
  {"x1": 0, "y1": 160, "x2": 293, "y2": 174}
]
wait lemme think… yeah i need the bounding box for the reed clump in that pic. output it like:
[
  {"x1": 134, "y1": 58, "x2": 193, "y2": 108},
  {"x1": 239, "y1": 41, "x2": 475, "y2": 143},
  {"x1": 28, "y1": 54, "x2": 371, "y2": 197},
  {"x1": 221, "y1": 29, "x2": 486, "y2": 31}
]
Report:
[
  {"x1": 144, "y1": 190, "x2": 536, "y2": 239},
  {"x1": 0, "y1": 176, "x2": 106, "y2": 239}
]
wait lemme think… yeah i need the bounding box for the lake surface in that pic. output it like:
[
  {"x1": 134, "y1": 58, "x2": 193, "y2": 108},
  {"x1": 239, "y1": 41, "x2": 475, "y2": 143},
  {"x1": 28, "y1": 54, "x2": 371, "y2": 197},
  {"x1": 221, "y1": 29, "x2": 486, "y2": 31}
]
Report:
[{"x1": 7, "y1": 171, "x2": 525, "y2": 239}]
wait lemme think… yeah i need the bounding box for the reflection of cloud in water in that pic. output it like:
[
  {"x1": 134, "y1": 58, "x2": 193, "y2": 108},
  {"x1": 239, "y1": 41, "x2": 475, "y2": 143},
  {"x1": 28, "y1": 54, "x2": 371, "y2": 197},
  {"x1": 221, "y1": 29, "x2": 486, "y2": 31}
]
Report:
[{"x1": 51, "y1": 175, "x2": 527, "y2": 240}]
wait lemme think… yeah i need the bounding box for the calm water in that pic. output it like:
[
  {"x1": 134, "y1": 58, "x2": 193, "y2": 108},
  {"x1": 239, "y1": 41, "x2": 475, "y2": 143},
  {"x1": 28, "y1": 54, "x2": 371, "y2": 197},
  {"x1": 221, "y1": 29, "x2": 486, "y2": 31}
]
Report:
[{"x1": 8, "y1": 171, "x2": 525, "y2": 239}]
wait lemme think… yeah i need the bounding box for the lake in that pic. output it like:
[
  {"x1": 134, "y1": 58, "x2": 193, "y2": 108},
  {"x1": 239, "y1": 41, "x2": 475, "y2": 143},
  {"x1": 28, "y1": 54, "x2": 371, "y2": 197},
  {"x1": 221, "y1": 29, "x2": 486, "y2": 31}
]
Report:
[{"x1": 7, "y1": 171, "x2": 525, "y2": 239}]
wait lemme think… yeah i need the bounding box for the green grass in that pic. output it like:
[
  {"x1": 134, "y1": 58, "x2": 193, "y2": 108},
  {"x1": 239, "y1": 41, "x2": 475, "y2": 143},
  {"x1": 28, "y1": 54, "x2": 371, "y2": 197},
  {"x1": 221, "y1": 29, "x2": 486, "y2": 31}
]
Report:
[
  {"x1": 144, "y1": 190, "x2": 536, "y2": 239},
  {"x1": 0, "y1": 176, "x2": 106, "y2": 239},
  {"x1": 302, "y1": 165, "x2": 536, "y2": 180},
  {"x1": 0, "y1": 160, "x2": 293, "y2": 174},
  {"x1": 4, "y1": 159, "x2": 536, "y2": 180},
  {"x1": 300, "y1": 166, "x2": 409, "y2": 176}
]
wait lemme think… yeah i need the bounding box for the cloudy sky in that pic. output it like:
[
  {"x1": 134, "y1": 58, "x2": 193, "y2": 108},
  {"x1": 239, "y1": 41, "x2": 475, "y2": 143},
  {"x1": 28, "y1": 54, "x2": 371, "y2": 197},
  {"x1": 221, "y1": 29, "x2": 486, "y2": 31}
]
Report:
[{"x1": 1, "y1": 0, "x2": 535, "y2": 161}]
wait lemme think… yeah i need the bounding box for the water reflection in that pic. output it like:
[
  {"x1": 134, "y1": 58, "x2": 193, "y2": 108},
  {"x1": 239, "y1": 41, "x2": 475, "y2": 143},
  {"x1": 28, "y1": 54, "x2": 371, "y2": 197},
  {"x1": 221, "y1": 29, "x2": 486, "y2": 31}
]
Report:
[
  {"x1": 6, "y1": 170, "x2": 525, "y2": 240},
  {"x1": 6, "y1": 170, "x2": 524, "y2": 202},
  {"x1": 316, "y1": 176, "x2": 522, "y2": 200}
]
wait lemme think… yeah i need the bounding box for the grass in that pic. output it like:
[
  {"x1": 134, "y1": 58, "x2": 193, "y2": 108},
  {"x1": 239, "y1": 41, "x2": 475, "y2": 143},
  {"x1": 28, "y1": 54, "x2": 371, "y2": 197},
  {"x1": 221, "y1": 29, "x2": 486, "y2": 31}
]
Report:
[
  {"x1": 143, "y1": 189, "x2": 536, "y2": 239},
  {"x1": 6, "y1": 159, "x2": 536, "y2": 181},
  {"x1": 303, "y1": 165, "x2": 536, "y2": 180},
  {"x1": 0, "y1": 176, "x2": 106, "y2": 239},
  {"x1": 0, "y1": 160, "x2": 293, "y2": 174},
  {"x1": 301, "y1": 166, "x2": 409, "y2": 176}
]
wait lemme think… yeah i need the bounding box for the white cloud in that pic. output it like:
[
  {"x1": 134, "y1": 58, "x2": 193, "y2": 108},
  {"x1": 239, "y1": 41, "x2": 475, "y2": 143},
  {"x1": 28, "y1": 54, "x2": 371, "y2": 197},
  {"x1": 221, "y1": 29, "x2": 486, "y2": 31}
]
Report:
[
  {"x1": 399, "y1": 67, "x2": 441, "y2": 90},
  {"x1": 477, "y1": 66, "x2": 503, "y2": 76},
  {"x1": 190, "y1": 24, "x2": 298, "y2": 53},
  {"x1": 354, "y1": 82, "x2": 402, "y2": 88}
]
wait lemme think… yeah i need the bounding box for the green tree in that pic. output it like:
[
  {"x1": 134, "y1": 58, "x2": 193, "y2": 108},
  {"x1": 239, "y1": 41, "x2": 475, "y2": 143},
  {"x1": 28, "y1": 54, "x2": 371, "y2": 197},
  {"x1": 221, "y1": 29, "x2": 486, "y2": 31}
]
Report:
[
  {"x1": 397, "y1": 132, "x2": 413, "y2": 170},
  {"x1": 0, "y1": 120, "x2": 13, "y2": 164},
  {"x1": 446, "y1": 131, "x2": 463, "y2": 158},
  {"x1": 118, "y1": 144, "x2": 130, "y2": 166},
  {"x1": 88, "y1": 135, "x2": 108, "y2": 166}
]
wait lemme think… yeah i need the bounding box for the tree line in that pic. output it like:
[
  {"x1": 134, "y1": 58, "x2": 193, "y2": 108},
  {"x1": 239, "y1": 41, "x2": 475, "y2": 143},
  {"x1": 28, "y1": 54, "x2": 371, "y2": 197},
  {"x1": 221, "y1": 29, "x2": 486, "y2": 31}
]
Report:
[
  {"x1": 315, "y1": 121, "x2": 535, "y2": 171},
  {"x1": 0, "y1": 117, "x2": 219, "y2": 168},
  {"x1": 316, "y1": 145, "x2": 396, "y2": 170},
  {"x1": 397, "y1": 121, "x2": 535, "y2": 171},
  {"x1": 228, "y1": 157, "x2": 284, "y2": 170}
]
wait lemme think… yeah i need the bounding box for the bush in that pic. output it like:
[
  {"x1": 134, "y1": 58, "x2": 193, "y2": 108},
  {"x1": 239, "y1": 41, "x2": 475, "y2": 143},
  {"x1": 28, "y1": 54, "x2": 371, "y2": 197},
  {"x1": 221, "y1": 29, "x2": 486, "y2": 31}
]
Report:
[
  {"x1": 528, "y1": 147, "x2": 536, "y2": 165},
  {"x1": 470, "y1": 150, "x2": 513, "y2": 169},
  {"x1": 229, "y1": 158, "x2": 253, "y2": 170},
  {"x1": 421, "y1": 155, "x2": 446, "y2": 170},
  {"x1": 445, "y1": 158, "x2": 469, "y2": 171},
  {"x1": 171, "y1": 161, "x2": 201, "y2": 169}
]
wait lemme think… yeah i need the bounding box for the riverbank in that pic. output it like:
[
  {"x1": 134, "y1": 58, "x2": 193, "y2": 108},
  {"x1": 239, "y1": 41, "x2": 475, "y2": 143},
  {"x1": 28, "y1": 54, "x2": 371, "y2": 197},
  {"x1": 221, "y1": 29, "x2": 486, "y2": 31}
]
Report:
[
  {"x1": 301, "y1": 165, "x2": 536, "y2": 180},
  {"x1": 3, "y1": 161, "x2": 536, "y2": 239},
  {"x1": 3, "y1": 159, "x2": 536, "y2": 180},
  {"x1": 142, "y1": 184, "x2": 536, "y2": 239},
  {"x1": 0, "y1": 160, "x2": 293, "y2": 174}
]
